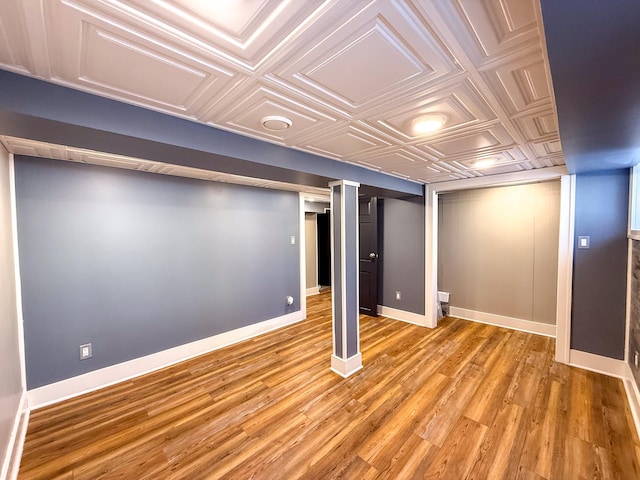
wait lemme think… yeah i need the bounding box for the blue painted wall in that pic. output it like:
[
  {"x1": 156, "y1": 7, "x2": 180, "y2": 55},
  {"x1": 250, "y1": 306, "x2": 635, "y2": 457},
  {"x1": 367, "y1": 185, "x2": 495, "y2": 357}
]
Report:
[
  {"x1": 379, "y1": 197, "x2": 425, "y2": 315},
  {"x1": 572, "y1": 170, "x2": 629, "y2": 358},
  {"x1": 15, "y1": 156, "x2": 300, "y2": 389}
]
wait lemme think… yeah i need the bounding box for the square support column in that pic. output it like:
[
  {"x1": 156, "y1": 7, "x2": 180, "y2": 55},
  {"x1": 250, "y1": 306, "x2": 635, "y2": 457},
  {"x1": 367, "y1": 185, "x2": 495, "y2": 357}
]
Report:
[{"x1": 329, "y1": 180, "x2": 362, "y2": 377}]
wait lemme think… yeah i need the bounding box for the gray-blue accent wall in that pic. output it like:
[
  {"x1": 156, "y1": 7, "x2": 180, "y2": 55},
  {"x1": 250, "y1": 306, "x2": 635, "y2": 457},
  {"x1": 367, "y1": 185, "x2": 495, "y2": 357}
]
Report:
[
  {"x1": 571, "y1": 169, "x2": 629, "y2": 359},
  {"x1": 15, "y1": 156, "x2": 300, "y2": 389}
]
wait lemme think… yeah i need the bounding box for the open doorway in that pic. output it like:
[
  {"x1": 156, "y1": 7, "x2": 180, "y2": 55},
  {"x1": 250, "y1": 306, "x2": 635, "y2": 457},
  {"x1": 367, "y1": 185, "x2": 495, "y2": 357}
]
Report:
[{"x1": 425, "y1": 169, "x2": 575, "y2": 363}]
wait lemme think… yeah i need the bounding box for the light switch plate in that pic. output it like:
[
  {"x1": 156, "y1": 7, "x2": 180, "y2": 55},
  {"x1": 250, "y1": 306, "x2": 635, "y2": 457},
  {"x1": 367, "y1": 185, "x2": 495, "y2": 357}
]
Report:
[
  {"x1": 79, "y1": 343, "x2": 92, "y2": 360},
  {"x1": 578, "y1": 236, "x2": 590, "y2": 249}
]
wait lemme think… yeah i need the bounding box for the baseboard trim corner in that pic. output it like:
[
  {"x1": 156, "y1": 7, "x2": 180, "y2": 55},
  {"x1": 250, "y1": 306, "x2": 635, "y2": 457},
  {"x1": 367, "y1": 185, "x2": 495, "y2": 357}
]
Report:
[
  {"x1": 1, "y1": 392, "x2": 29, "y2": 480},
  {"x1": 330, "y1": 353, "x2": 362, "y2": 378},
  {"x1": 27, "y1": 310, "x2": 304, "y2": 410},
  {"x1": 377, "y1": 305, "x2": 428, "y2": 327},
  {"x1": 623, "y1": 366, "x2": 640, "y2": 439},
  {"x1": 449, "y1": 307, "x2": 556, "y2": 337}
]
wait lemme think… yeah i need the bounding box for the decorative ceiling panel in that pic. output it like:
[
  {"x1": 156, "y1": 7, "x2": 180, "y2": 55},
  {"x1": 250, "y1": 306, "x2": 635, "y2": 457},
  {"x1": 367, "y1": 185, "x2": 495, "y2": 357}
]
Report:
[
  {"x1": 209, "y1": 82, "x2": 338, "y2": 144},
  {"x1": 481, "y1": 49, "x2": 551, "y2": 115},
  {"x1": 45, "y1": 0, "x2": 238, "y2": 117},
  {"x1": 269, "y1": 0, "x2": 459, "y2": 114},
  {"x1": 0, "y1": 0, "x2": 564, "y2": 184}
]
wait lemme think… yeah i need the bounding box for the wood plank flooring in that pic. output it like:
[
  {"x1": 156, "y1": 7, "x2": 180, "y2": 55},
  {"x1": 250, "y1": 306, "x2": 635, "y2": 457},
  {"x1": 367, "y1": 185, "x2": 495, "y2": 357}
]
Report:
[{"x1": 19, "y1": 290, "x2": 640, "y2": 479}]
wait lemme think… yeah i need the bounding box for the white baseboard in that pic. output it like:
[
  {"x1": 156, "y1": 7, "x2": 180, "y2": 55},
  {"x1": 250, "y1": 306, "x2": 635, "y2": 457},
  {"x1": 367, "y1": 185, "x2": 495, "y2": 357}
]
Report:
[
  {"x1": 306, "y1": 286, "x2": 320, "y2": 296},
  {"x1": 449, "y1": 306, "x2": 556, "y2": 337},
  {"x1": 623, "y1": 366, "x2": 640, "y2": 439},
  {"x1": 1, "y1": 392, "x2": 29, "y2": 480},
  {"x1": 27, "y1": 310, "x2": 304, "y2": 410},
  {"x1": 377, "y1": 305, "x2": 428, "y2": 327},
  {"x1": 330, "y1": 353, "x2": 362, "y2": 378},
  {"x1": 569, "y1": 349, "x2": 628, "y2": 378}
]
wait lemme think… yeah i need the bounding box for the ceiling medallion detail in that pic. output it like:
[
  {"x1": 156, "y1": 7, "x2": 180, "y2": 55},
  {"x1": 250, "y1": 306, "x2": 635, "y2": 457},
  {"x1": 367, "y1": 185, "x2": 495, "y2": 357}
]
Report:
[{"x1": 261, "y1": 115, "x2": 293, "y2": 131}]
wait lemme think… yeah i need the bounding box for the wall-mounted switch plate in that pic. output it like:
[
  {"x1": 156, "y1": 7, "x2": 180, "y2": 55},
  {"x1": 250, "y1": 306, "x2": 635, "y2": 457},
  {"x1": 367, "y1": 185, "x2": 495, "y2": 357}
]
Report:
[
  {"x1": 578, "y1": 236, "x2": 590, "y2": 249},
  {"x1": 635, "y1": 351, "x2": 639, "y2": 368},
  {"x1": 290, "y1": 235, "x2": 296, "y2": 245},
  {"x1": 79, "y1": 343, "x2": 92, "y2": 360},
  {"x1": 395, "y1": 291, "x2": 401, "y2": 300}
]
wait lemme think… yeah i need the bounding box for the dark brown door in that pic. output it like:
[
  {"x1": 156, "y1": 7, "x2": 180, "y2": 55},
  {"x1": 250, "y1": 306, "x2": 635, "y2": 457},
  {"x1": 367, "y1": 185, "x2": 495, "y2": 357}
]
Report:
[
  {"x1": 359, "y1": 197, "x2": 378, "y2": 316},
  {"x1": 317, "y1": 213, "x2": 331, "y2": 287}
]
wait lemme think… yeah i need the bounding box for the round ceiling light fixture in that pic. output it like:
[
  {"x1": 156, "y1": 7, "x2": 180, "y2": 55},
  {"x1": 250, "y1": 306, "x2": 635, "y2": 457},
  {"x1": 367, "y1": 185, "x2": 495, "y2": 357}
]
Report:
[
  {"x1": 411, "y1": 114, "x2": 447, "y2": 135},
  {"x1": 473, "y1": 159, "x2": 496, "y2": 169},
  {"x1": 261, "y1": 115, "x2": 292, "y2": 131}
]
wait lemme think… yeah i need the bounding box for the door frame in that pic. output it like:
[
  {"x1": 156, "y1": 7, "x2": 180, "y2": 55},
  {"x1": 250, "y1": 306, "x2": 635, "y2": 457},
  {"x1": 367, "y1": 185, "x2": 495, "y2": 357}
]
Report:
[{"x1": 424, "y1": 166, "x2": 574, "y2": 364}]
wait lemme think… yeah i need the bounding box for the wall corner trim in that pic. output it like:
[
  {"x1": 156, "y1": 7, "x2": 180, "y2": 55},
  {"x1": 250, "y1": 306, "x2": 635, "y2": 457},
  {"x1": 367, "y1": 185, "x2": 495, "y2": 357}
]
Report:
[
  {"x1": 450, "y1": 307, "x2": 556, "y2": 337},
  {"x1": 330, "y1": 353, "x2": 362, "y2": 378},
  {"x1": 377, "y1": 305, "x2": 429, "y2": 327},
  {"x1": 27, "y1": 310, "x2": 304, "y2": 410},
  {"x1": 623, "y1": 366, "x2": 640, "y2": 440},
  {"x1": 1, "y1": 392, "x2": 29, "y2": 480}
]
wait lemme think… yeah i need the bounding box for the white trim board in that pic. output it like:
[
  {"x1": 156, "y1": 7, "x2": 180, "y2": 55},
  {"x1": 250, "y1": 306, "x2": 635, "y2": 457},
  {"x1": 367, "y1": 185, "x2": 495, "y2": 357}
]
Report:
[
  {"x1": 569, "y1": 349, "x2": 628, "y2": 378},
  {"x1": 449, "y1": 307, "x2": 556, "y2": 337},
  {"x1": 1, "y1": 392, "x2": 29, "y2": 480},
  {"x1": 330, "y1": 353, "x2": 362, "y2": 378},
  {"x1": 306, "y1": 286, "x2": 320, "y2": 296},
  {"x1": 378, "y1": 305, "x2": 427, "y2": 327},
  {"x1": 27, "y1": 310, "x2": 304, "y2": 410},
  {"x1": 624, "y1": 368, "x2": 640, "y2": 439}
]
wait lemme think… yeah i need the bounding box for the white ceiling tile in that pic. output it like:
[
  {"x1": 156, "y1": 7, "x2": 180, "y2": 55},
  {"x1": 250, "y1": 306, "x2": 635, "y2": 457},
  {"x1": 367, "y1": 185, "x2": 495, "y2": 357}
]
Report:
[
  {"x1": 302, "y1": 125, "x2": 390, "y2": 160},
  {"x1": 422, "y1": 123, "x2": 515, "y2": 159},
  {"x1": 427, "y1": 0, "x2": 538, "y2": 63},
  {"x1": 513, "y1": 108, "x2": 560, "y2": 142},
  {"x1": 481, "y1": 49, "x2": 552, "y2": 115}
]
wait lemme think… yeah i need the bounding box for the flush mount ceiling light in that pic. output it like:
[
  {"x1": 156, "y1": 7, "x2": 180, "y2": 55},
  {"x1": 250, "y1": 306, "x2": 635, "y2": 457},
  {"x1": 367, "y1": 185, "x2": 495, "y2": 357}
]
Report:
[
  {"x1": 473, "y1": 159, "x2": 497, "y2": 169},
  {"x1": 261, "y1": 115, "x2": 292, "y2": 131},
  {"x1": 411, "y1": 114, "x2": 447, "y2": 135}
]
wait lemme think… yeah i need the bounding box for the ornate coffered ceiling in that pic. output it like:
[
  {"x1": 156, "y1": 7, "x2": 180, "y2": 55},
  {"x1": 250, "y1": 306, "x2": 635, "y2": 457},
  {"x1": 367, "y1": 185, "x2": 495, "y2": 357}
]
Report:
[{"x1": 0, "y1": 0, "x2": 564, "y2": 184}]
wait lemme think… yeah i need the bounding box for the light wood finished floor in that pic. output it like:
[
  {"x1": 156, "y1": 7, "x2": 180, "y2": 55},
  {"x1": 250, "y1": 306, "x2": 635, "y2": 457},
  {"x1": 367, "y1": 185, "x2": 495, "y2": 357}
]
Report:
[{"x1": 19, "y1": 290, "x2": 640, "y2": 479}]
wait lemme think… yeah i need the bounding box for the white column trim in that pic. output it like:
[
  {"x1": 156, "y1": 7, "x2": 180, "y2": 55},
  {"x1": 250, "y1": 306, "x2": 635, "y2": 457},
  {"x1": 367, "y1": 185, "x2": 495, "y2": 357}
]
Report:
[
  {"x1": 8, "y1": 153, "x2": 26, "y2": 391},
  {"x1": 424, "y1": 187, "x2": 438, "y2": 328},
  {"x1": 330, "y1": 353, "x2": 363, "y2": 378},
  {"x1": 555, "y1": 174, "x2": 575, "y2": 364},
  {"x1": 298, "y1": 193, "x2": 307, "y2": 320},
  {"x1": 330, "y1": 186, "x2": 337, "y2": 356},
  {"x1": 329, "y1": 179, "x2": 360, "y2": 188}
]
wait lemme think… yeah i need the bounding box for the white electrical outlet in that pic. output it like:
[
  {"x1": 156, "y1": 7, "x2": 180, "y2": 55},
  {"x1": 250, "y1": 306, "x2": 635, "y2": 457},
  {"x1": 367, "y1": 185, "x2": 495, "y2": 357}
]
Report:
[
  {"x1": 635, "y1": 351, "x2": 639, "y2": 368},
  {"x1": 395, "y1": 291, "x2": 401, "y2": 300},
  {"x1": 79, "y1": 343, "x2": 92, "y2": 360}
]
